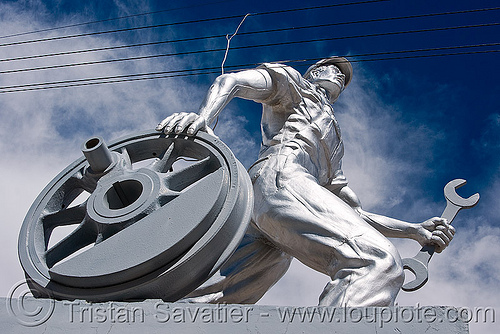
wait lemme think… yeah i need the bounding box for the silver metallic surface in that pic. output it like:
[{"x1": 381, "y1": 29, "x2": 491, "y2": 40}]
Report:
[
  {"x1": 157, "y1": 57, "x2": 458, "y2": 306},
  {"x1": 18, "y1": 131, "x2": 253, "y2": 302},
  {"x1": 402, "y1": 179, "x2": 479, "y2": 292}
]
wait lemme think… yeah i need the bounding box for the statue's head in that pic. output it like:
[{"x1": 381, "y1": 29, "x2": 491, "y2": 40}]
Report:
[{"x1": 304, "y1": 57, "x2": 353, "y2": 103}]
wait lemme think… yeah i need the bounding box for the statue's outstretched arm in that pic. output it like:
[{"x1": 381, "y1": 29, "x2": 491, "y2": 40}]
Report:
[
  {"x1": 336, "y1": 186, "x2": 455, "y2": 253},
  {"x1": 157, "y1": 69, "x2": 273, "y2": 135}
]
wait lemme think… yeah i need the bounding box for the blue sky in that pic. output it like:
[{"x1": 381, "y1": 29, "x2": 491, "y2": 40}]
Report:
[{"x1": 0, "y1": 0, "x2": 498, "y2": 332}]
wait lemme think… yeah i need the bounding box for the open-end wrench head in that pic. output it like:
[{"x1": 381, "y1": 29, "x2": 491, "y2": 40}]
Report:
[
  {"x1": 444, "y1": 179, "x2": 480, "y2": 209},
  {"x1": 402, "y1": 257, "x2": 429, "y2": 292}
]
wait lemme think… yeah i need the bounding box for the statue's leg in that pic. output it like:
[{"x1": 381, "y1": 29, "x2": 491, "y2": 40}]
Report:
[
  {"x1": 182, "y1": 221, "x2": 292, "y2": 304},
  {"x1": 252, "y1": 154, "x2": 404, "y2": 307}
]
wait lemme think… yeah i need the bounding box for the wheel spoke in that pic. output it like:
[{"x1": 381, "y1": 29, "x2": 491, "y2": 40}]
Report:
[
  {"x1": 120, "y1": 147, "x2": 132, "y2": 169},
  {"x1": 165, "y1": 156, "x2": 219, "y2": 192},
  {"x1": 149, "y1": 142, "x2": 175, "y2": 173},
  {"x1": 42, "y1": 204, "x2": 86, "y2": 230},
  {"x1": 45, "y1": 220, "x2": 96, "y2": 268},
  {"x1": 42, "y1": 203, "x2": 87, "y2": 248},
  {"x1": 44, "y1": 173, "x2": 85, "y2": 213}
]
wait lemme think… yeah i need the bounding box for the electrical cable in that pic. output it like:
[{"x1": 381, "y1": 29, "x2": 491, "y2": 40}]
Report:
[
  {"x1": 1, "y1": 47, "x2": 498, "y2": 94},
  {"x1": 0, "y1": 0, "x2": 237, "y2": 40},
  {"x1": 0, "y1": 0, "x2": 388, "y2": 48},
  {"x1": 351, "y1": 49, "x2": 500, "y2": 63},
  {"x1": 1, "y1": 6, "x2": 498, "y2": 64},
  {"x1": 2, "y1": 42, "x2": 498, "y2": 91},
  {"x1": 1, "y1": 22, "x2": 497, "y2": 75},
  {"x1": 0, "y1": 69, "x2": 221, "y2": 93},
  {"x1": 5, "y1": 49, "x2": 500, "y2": 94}
]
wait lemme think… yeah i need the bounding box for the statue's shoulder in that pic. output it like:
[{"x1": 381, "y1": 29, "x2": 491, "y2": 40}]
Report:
[
  {"x1": 259, "y1": 63, "x2": 302, "y2": 81},
  {"x1": 256, "y1": 63, "x2": 314, "y2": 106}
]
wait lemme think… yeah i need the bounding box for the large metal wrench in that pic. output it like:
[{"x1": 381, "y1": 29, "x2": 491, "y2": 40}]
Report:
[{"x1": 401, "y1": 179, "x2": 479, "y2": 292}]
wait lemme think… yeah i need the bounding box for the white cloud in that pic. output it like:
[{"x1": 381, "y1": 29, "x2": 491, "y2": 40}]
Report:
[
  {"x1": 334, "y1": 65, "x2": 446, "y2": 216},
  {"x1": 213, "y1": 108, "x2": 260, "y2": 168}
]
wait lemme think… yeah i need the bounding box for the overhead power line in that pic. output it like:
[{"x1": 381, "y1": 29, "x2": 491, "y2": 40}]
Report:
[
  {"x1": 350, "y1": 49, "x2": 500, "y2": 63},
  {"x1": 1, "y1": 6, "x2": 498, "y2": 64},
  {"x1": 2, "y1": 42, "x2": 497, "y2": 90},
  {"x1": 3, "y1": 50, "x2": 499, "y2": 94},
  {"x1": 0, "y1": 0, "x2": 388, "y2": 48},
  {"x1": 1, "y1": 22, "x2": 497, "y2": 75},
  {"x1": 0, "y1": 0, "x2": 236, "y2": 40},
  {"x1": 1, "y1": 43, "x2": 497, "y2": 94},
  {"x1": 0, "y1": 69, "x2": 222, "y2": 94}
]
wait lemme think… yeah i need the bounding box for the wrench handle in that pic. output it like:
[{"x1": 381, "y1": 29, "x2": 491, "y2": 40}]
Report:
[
  {"x1": 417, "y1": 202, "x2": 462, "y2": 264},
  {"x1": 441, "y1": 202, "x2": 463, "y2": 225},
  {"x1": 402, "y1": 179, "x2": 479, "y2": 292},
  {"x1": 412, "y1": 244, "x2": 435, "y2": 265},
  {"x1": 401, "y1": 202, "x2": 462, "y2": 292}
]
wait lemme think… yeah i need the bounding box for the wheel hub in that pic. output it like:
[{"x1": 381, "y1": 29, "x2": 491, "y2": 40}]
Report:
[{"x1": 88, "y1": 169, "x2": 159, "y2": 225}]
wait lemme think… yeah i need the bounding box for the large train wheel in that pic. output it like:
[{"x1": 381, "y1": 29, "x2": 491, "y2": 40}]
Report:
[{"x1": 18, "y1": 131, "x2": 253, "y2": 301}]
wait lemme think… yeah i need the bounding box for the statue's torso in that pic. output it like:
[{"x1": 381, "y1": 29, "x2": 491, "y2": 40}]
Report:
[{"x1": 256, "y1": 63, "x2": 346, "y2": 188}]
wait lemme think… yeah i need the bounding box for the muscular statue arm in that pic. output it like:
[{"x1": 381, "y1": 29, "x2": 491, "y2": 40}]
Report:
[
  {"x1": 337, "y1": 186, "x2": 455, "y2": 253},
  {"x1": 157, "y1": 69, "x2": 273, "y2": 135},
  {"x1": 199, "y1": 69, "x2": 273, "y2": 125}
]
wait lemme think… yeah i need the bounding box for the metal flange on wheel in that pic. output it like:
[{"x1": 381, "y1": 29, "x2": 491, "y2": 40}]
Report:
[{"x1": 18, "y1": 131, "x2": 253, "y2": 302}]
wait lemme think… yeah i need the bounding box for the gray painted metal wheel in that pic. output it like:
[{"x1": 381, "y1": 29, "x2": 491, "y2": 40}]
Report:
[{"x1": 18, "y1": 131, "x2": 253, "y2": 302}]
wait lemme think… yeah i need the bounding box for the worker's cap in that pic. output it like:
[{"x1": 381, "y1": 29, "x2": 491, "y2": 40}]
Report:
[{"x1": 304, "y1": 56, "x2": 353, "y2": 88}]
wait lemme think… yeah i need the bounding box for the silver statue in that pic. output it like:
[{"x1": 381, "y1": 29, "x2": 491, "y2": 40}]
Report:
[{"x1": 156, "y1": 57, "x2": 455, "y2": 306}]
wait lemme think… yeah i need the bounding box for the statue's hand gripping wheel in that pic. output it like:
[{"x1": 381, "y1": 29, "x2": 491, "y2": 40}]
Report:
[{"x1": 18, "y1": 131, "x2": 253, "y2": 302}]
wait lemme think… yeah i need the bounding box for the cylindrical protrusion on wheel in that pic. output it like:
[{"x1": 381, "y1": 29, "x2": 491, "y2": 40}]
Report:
[{"x1": 82, "y1": 137, "x2": 114, "y2": 173}]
